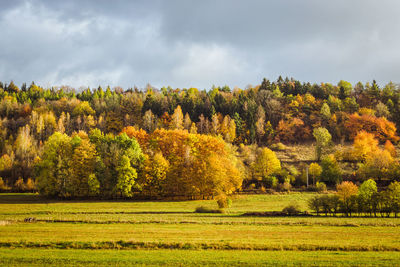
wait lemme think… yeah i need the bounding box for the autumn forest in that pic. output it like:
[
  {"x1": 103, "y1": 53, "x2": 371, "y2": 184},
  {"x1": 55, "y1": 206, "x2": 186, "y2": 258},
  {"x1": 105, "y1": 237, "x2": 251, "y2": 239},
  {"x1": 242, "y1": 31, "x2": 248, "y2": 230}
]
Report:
[{"x1": 0, "y1": 77, "x2": 399, "y2": 202}]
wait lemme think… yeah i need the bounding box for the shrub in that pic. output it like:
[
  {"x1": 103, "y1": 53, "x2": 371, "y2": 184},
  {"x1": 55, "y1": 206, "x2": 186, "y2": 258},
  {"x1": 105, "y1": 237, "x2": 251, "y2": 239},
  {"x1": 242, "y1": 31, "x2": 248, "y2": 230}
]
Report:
[
  {"x1": 270, "y1": 142, "x2": 287, "y2": 151},
  {"x1": 262, "y1": 176, "x2": 278, "y2": 189},
  {"x1": 282, "y1": 204, "x2": 301, "y2": 215},
  {"x1": 14, "y1": 178, "x2": 26, "y2": 192},
  {"x1": 194, "y1": 206, "x2": 224, "y2": 213},
  {"x1": 286, "y1": 165, "x2": 299, "y2": 177},
  {"x1": 279, "y1": 178, "x2": 292, "y2": 192},
  {"x1": 306, "y1": 185, "x2": 318, "y2": 192},
  {"x1": 0, "y1": 177, "x2": 8, "y2": 191},
  {"x1": 216, "y1": 195, "x2": 232, "y2": 209},
  {"x1": 25, "y1": 178, "x2": 36, "y2": 192},
  {"x1": 316, "y1": 182, "x2": 327, "y2": 193}
]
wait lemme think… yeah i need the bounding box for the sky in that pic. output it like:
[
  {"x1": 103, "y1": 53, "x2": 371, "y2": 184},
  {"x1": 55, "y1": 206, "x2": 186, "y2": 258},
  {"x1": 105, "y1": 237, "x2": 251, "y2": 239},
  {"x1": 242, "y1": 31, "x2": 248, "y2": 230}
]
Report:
[{"x1": 0, "y1": 0, "x2": 400, "y2": 90}]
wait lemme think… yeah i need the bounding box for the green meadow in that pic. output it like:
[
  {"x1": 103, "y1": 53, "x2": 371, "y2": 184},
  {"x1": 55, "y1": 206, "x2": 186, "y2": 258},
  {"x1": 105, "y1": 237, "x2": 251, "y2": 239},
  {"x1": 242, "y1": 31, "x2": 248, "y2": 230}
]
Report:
[{"x1": 1, "y1": 193, "x2": 399, "y2": 266}]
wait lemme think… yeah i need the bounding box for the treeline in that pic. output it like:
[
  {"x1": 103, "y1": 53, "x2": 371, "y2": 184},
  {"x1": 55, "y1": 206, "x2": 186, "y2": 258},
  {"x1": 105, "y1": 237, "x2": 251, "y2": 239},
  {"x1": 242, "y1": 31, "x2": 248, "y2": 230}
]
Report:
[
  {"x1": 0, "y1": 78, "x2": 399, "y2": 145},
  {"x1": 33, "y1": 129, "x2": 242, "y2": 199},
  {"x1": 0, "y1": 77, "x2": 400, "y2": 197},
  {"x1": 309, "y1": 180, "x2": 400, "y2": 217}
]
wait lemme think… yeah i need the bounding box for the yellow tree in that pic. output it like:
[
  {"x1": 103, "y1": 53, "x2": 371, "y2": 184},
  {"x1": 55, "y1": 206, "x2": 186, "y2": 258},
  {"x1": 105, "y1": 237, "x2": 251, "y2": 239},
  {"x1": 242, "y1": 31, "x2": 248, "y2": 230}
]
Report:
[
  {"x1": 70, "y1": 138, "x2": 98, "y2": 197},
  {"x1": 140, "y1": 152, "x2": 169, "y2": 198},
  {"x1": 147, "y1": 129, "x2": 243, "y2": 199},
  {"x1": 253, "y1": 148, "x2": 281, "y2": 180},
  {"x1": 357, "y1": 149, "x2": 394, "y2": 181},
  {"x1": 183, "y1": 113, "x2": 192, "y2": 130},
  {"x1": 143, "y1": 110, "x2": 157, "y2": 133},
  {"x1": 189, "y1": 122, "x2": 197, "y2": 134},
  {"x1": 309, "y1": 162, "x2": 322, "y2": 185},
  {"x1": 337, "y1": 181, "x2": 358, "y2": 216},
  {"x1": 170, "y1": 105, "x2": 184, "y2": 130},
  {"x1": 353, "y1": 131, "x2": 378, "y2": 161}
]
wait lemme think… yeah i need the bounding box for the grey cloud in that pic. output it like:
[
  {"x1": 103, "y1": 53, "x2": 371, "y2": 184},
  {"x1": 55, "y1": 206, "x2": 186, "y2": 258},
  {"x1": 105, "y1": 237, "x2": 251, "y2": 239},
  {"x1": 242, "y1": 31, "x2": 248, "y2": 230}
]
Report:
[{"x1": 0, "y1": 0, "x2": 400, "y2": 89}]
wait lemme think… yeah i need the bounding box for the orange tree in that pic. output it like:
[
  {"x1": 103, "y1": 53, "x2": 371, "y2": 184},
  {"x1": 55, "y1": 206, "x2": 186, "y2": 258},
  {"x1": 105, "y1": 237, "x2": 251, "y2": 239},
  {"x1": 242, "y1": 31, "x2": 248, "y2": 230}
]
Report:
[{"x1": 337, "y1": 181, "x2": 358, "y2": 216}]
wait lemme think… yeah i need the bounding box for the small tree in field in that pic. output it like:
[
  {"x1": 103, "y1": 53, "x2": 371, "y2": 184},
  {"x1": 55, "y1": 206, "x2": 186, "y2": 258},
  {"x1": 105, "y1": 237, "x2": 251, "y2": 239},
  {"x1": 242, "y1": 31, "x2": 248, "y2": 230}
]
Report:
[
  {"x1": 308, "y1": 195, "x2": 322, "y2": 216},
  {"x1": 357, "y1": 179, "x2": 377, "y2": 216},
  {"x1": 337, "y1": 181, "x2": 358, "y2": 216},
  {"x1": 386, "y1": 181, "x2": 400, "y2": 217}
]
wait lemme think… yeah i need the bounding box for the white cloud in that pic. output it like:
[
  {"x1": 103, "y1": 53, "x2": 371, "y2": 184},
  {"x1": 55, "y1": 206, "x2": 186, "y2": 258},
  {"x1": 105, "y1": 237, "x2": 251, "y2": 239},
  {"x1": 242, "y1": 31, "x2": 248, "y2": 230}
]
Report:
[
  {"x1": 1, "y1": 0, "x2": 400, "y2": 89},
  {"x1": 170, "y1": 43, "x2": 254, "y2": 88}
]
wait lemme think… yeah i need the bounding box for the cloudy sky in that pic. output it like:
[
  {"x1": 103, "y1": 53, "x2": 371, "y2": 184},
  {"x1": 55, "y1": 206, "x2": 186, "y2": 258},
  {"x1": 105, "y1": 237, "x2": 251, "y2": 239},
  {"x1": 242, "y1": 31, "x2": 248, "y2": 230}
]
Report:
[{"x1": 0, "y1": 0, "x2": 399, "y2": 90}]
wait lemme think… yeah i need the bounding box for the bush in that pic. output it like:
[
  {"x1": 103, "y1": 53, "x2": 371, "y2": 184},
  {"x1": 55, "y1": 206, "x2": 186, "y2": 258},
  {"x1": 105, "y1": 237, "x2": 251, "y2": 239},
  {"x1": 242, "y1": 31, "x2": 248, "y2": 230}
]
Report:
[
  {"x1": 25, "y1": 178, "x2": 36, "y2": 192},
  {"x1": 216, "y1": 196, "x2": 232, "y2": 209},
  {"x1": 282, "y1": 204, "x2": 301, "y2": 215},
  {"x1": 262, "y1": 176, "x2": 278, "y2": 189},
  {"x1": 0, "y1": 177, "x2": 9, "y2": 192},
  {"x1": 306, "y1": 185, "x2": 318, "y2": 192},
  {"x1": 278, "y1": 177, "x2": 292, "y2": 192},
  {"x1": 270, "y1": 142, "x2": 287, "y2": 151},
  {"x1": 194, "y1": 206, "x2": 224, "y2": 213},
  {"x1": 316, "y1": 182, "x2": 327, "y2": 193},
  {"x1": 279, "y1": 178, "x2": 292, "y2": 192},
  {"x1": 14, "y1": 178, "x2": 26, "y2": 192},
  {"x1": 286, "y1": 166, "x2": 299, "y2": 177}
]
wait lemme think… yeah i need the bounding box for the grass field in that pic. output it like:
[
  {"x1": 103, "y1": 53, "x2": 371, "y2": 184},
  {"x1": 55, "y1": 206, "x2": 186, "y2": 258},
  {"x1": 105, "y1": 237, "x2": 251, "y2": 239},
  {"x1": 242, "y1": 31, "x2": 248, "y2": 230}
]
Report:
[
  {"x1": 1, "y1": 249, "x2": 400, "y2": 266},
  {"x1": 1, "y1": 193, "x2": 399, "y2": 266}
]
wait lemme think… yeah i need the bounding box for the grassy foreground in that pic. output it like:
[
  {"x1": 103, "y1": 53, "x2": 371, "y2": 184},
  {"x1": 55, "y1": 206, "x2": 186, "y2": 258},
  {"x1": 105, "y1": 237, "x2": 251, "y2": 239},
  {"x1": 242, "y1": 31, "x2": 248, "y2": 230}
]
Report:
[
  {"x1": 1, "y1": 249, "x2": 400, "y2": 266},
  {"x1": 1, "y1": 193, "x2": 400, "y2": 266}
]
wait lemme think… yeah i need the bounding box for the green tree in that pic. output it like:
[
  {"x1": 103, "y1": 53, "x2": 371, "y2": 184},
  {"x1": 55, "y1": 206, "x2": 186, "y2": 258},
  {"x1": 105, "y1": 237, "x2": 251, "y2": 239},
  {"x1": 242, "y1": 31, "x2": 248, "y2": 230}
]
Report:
[
  {"x1": 320, "y1": 103, "x2": 331, "y2": 121},
  {"x1": 72, "y1": 101, "x2": 95, "y2": 117},
  {"x1": 320, "y1": 155, "x2": 342, "y2": 185},
  {"x1": 89, "y1": 130, "x2": 144, "y2": 198},
  {"x1": 115, "y1": 155, "x2": 137, "y2": 197},
  {"x1": 387, "y1": 181, "x2": 400, "y2": 217},
  {"x1": 7, "y1": 81, "x2": 19, "y2": 93},
  {"x1": 338, "y1": 80, "x2": 352, "y2": 100},
  {"x1": 357, "y1": 179, "x2": 377, "y2": 216},
  {"x1": 313, "y1": 127, "x2": 332, "y2": 161},
  {"x1": 35, "y1": 132, "x2": 73, "y2": 197}
]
